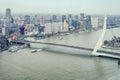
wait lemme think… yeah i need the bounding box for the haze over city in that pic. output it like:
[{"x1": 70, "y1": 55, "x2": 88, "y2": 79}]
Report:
[
  {"x1": 1, "y1": 0, "x2": 120, "y2": 80},
  {"x1": 0, "y1": 0, "x2": 120, "y2": 14}
]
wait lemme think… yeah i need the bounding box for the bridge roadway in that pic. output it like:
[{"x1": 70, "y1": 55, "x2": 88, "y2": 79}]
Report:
[{"x1": 12, "y1": 40, "x2": 120, "y2": 58}]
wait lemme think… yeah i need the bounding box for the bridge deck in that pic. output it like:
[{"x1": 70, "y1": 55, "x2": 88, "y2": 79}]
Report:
[
  {"x1": 27, "y1": 41, "x2": 120, "y2": 56},
  {"x1": 12, "y1": 40, "x2": 120, "y2": 58}
]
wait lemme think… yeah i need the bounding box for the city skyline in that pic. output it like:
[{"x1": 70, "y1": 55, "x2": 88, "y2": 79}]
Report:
[{"x1": 0, "y1": 0, "x2": 120, "y2": 14}]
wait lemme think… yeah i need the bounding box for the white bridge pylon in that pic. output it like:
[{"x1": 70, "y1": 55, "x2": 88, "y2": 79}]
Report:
[{"x1": 92, "y1": 15, "x2": 107, "y2": 56}]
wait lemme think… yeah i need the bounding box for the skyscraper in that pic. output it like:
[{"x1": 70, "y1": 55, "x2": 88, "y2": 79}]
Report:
[
  {"x1": 6, "y1": 8, "x2": 12, "y2": 18},
  {"x1": 52, "y1": 15, "x2": 57, "y2": 22},
  {"x1": 32, "y1": 15, "x2": 40, "y2": 25},
  {"x1": 63, "y1": 20, "x2": 68, "y2": 32},
  {"x1": 74, "y1": 15, "x2": 79, "y2": 21},
  {"x1": 24, "y1": 15, "x2": 30, "y2": 24},
  {"x1": 68, "y1": 14, "x2": 73, "y2": 30},
  {"x1": 85, "y1": 15, "x2": 92, "y2": 31},
  {"x1": 40, "y1": 16, "x2": 44, "y2": 26},
  {"x1": 62, "y1": 15, "x2": 66, "y2": 23},
  {"x1": 80, "y1": 13, "x2": 84, "y2": 24},
  {"x1": 68, "y1": 14, "x2": 72, "y2": 19},
  {"x1": 5, "y1": 8, "x2": 13, "y2": 27},
  {"x1": 91, "y1": 17, "x2": 99, "y2": 28}
]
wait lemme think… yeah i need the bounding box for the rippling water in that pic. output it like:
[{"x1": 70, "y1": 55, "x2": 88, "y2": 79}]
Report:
[{"x1": 0, "y1": 29, "x2": 120, "y2": 80}]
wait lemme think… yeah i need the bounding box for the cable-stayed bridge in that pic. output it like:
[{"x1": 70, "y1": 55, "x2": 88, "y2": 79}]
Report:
[{"x1": 13, "y1": 15, "x2": 120, "y2": 59}]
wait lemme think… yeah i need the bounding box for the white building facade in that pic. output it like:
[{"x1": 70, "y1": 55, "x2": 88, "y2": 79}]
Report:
[{"x1": 91, "y1": 17, "x2": 99, "y2": 28}]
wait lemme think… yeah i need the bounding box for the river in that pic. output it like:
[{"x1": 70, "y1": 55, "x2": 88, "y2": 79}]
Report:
[{"x1": 0, "y1": 28, "x2": 120, "y2": 80}]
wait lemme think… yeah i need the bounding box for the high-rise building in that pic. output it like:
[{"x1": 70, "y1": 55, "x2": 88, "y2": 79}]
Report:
[
  {"x1": 5, "y1": 8, "x2": 13, "y2": 27},
  {"x1": 62, "y1": 15, "x2": 66, "y2": 23},
  {"x1": 74, "y1": 15, "x2": 79, "y2": 21},
  {"x1": 80, "y1": 13, "x2": 84, "y2": 24},
  {"x1": 34, "y1": 15, "x2": 39, "y2": 25},
  {"x1": 52, "y1": 15, "x2": 57, "y2": 22},
  {"x1": 91, "y1": 17, "x2": 99, "y2": 28},
  {"x1": 85, "y1": 15, "x2": 92, "y2": 31},
  {"x1": 6, "y1": 8, "x2": 12, "y2": 18},
  {"x1": 79, "y1": 13, "x2": 85, "y2": 30},
  {"x1": 68, "y1": 14, "x2": 73, "y2": 30},
  {"x1": 68, "y1": 14, "x2": 72, "y2": 19},
  {"x1": 32, "y1": 15, "x2": 40, "y2": 25},
  {"x1": 72, "y1": 15, "x2": 80, "y2": 29},
  {"x1": 63, "y1": 20, "x2": 68, "y2": 32},
  {"x1": 24, "y1": 15, "x2": 30, "y2": 24},
  {"x1": 40, "y1": 16, "x2": 44, "y2": 26}
]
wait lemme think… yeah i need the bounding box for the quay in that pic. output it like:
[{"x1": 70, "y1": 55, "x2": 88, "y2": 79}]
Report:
[{"x1": 11, "y1": 40, "x2": 30, "y2": 47}]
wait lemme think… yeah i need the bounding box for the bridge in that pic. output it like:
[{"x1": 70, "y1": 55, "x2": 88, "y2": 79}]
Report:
[
  {"x1": 12, "y1": 39, "x2": 120, "y2": 59},
  {"x1": 13, "y1": 15, "x2": 120, "y2": 59}
]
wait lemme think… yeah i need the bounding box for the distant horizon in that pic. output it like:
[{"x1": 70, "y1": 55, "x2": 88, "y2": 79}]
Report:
[
  {"x1": 0, "y1": 0, "x2": 120, "y2": 15},
  {"x1": 1, "y1": 8, "x2": 120, "y2": 16},
  {"x1": 1, "y1": 10, "x2": 120, "y2": 16},
  {"x1": 1, "y1": 12, "x2": 120, "y2": 16}
]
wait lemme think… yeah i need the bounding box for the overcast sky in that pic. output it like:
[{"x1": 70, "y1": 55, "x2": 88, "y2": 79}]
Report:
[{"x1": 0, "y1": 0, "x2": 120, "y2": 14}]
